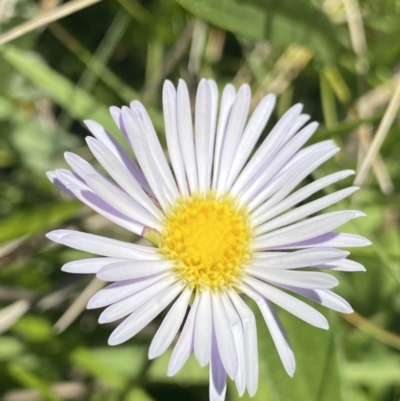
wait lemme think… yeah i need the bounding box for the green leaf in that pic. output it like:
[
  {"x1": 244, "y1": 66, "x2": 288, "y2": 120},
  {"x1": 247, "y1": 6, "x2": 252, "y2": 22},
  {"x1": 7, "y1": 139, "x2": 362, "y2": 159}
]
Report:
[
  {"x1": 231, "y1": 306, "x2": 344, "y2": 401},
  {"x1": 70, "y1": 347, "x2": 128, "y2": 389},
  {"x1": 0, "y1": 336, "x2": 24, "y2": 361},
  {"x1": 7, "y1": 363, "x2": 61, "y2": 401},
  {"x1": 0, "y1": 201, "x2": 81, "y2": 244},
  {"x1": 175, "y1": 0, "x2": 345, "y2": 61},
  {"x1": 0, "y1": 45, "x2": 124, "y2": 143}
]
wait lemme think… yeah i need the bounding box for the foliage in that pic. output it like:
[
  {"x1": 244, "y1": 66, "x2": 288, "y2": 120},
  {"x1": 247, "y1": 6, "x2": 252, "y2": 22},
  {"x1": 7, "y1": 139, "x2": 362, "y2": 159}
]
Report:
[{"x1": 0, "y1": 0, "x2": 400, "y2": 400}]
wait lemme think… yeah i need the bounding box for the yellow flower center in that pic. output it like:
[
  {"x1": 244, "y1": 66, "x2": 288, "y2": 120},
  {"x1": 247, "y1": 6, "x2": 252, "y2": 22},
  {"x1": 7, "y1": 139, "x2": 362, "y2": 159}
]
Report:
[{"x1": 161, "y1": 193, "x2": 252, "y2": 291}]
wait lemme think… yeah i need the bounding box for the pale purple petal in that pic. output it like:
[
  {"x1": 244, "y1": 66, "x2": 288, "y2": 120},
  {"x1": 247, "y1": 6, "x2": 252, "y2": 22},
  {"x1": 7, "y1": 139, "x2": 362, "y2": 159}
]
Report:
[
  {"x1": 108, "y1": 281, "x2": 184, "y2": 346},
  {"x1": 194, "y1": 288, "x2": 213, "y2": 366},
  {"x1": 168, "y1": 294, "x2": 200, "y2": 376},
  {"x1": 97, "y1": 260, "x2": 173, "y2": 281},
  {"x1": 149, "y1": 286, "x2": 192, "y2": 359}
]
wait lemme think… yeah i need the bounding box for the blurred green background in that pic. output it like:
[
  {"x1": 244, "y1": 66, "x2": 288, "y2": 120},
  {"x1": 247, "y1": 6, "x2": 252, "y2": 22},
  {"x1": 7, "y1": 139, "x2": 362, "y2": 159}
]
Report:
[{"x1": 1, "y1": 0, "x2": 400, "y2": 400}]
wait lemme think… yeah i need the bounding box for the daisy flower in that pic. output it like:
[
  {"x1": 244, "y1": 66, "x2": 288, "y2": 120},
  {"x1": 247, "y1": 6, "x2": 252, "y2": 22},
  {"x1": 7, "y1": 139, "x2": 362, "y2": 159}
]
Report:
[{"x1": 47, "y1": 79, "x2": 369, "y2": 400}]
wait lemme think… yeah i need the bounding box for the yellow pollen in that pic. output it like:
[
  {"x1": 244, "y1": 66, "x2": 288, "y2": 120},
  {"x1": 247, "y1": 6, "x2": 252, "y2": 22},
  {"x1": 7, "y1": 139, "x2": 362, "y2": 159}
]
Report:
[{"x1": 161, "y1": 193, "x2": 252, "y2": 291}]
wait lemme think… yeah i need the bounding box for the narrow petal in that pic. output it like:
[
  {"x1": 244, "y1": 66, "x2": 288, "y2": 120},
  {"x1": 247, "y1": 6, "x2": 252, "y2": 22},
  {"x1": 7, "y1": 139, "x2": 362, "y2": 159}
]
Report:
[
  {"x1": 240, "y1": 121, "x2": 319, "y2": 206},
  {"x1": 275, "y1": 232, "x2": 371, "y2": 249},
  {"x1": 216, "y1": 84, "x2": 251, "y2": 194},
  {"x1": 253, "y1": 211, "x2": 365, "y2": 250},
  {"x1": 212, "y1": 84, "x2": 236, "y2": 190},
  {"x1": 97, "y1": 260, "x2": 173, "y2": 281},
  {"x1": 220, "y1": 292, "x2": 246, "y2": 396},
  {"x1": 168, "y1": 294, "x2": 200, "y2": 376},
  {"x1": 46, "y1": 230, "x2": 159, "y2": 259},
  {"x1": 212, "y1": 293, "x2": 238, "y2": 379},
  {"x1": 241, "y1": 284, "x2": 295, "y2": 376},
  {"x1": 163, "y1": 81, "x2": 189, "y2": 196},
  {"x1": 195, "y1": 79, "x2": 214, "y2": 193},
  {"x1": 108, "y1": 281, "x2": 184, "y2": 345},
  {"x1": 121, "y1": 106, "x2": 172, "y2": 211},
  {"x1": 87, "y1": 273, "x2": 169, "y2": 309},
  {"x1": 321, "y1": 259, "x2": 366, "y2": 271},
  {"x1": 249, "y1": 248, "x2": 349, "y2": 269},
  {"x1": 84, "y1": 119, "x2": 152, "y2": 194},
  {"x1": 99, "y1": 275, "x2": 177, "y2": 323},
  {"x1": 209, "y1": 330, "x2": 227, "y2": 401},
  {"x1": 63, "y1": 180, "x2": 144, "y2": 235},
  {"x1": 241, "y1": 277, "x2": 329, "y2": 329},
  {"x1": 85, "y1": 174, "x2": 161, "y2": 230},
  {"x1": 227, "y1": 94, "x2": 276, "y2": 189},
  {"x1": 228, "y1": 291, "x2": 258, "y2": 396},
  {"x1": 194, "y1": 288, "x2": 213, "y2": 366},
  {"x1": 280, "y1": 286, "x2": 353, "y2": 313},
  {"x1": 206, "y1": 80, "x2": 219, "y2": 190},
  {"x1": 252, "y1": 170, "x2": 355, "y2": 225},
  {"x1": 47, "y1": 170, "x2": 77, "y2": 199},
  {"x1": 254, "y1": 186, "x2": 359, "y2": 233},
  {"x1": 86, "y1": 137, "x2": 163, "y2": 220},
  {"x1": 149, "y1": 286, "x2": 192, "y2": 359},
  {"x1": 250, "y1": 143, "x2": 339, "y2": 219},
  {"x1": 130, "y1": 101, "x2": 180, "y2": 200},
  {"x1": 62, "y1": 257, "x2": 125, "y2": 274},
  {"x1": 177, "y1": 79, "x2": 198, "y2": 193},
  {"x1": 231, "y1": 104, "x2": 303, "y2": 196},
  {"x1": 247, "y1": 267, "x2": 339, "y2": 289}
]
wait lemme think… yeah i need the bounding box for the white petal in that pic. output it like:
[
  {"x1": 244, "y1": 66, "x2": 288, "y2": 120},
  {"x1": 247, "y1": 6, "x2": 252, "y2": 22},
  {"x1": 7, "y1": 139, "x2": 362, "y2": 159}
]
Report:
[
  {"x1": 84, "y1": 119, "x2": 152, "y2": 194},
  {"x1": 149, "y1": 286, "x2": 192, "y2": 359},
  {"x1": 206, "y1": 80, "x2": 219, "y2": 190},
  {"x1": 253, "y1": 171, "x2": 355, "y2": 227},
  {"x1": 64, "y1": 151, "x2": 99, "y2": 179},
  {"x1": 322, "y1": 259, "x2": 366, "y2": 271},
  {"x1": 241, "y1": 284, "x2": 295, "y2": 376},
  {"x1": 254, "y1": 186, "x2": 359, "y2": 233},
  {"x1": 97, "y1": 260, "x2": 173, "y2": 281},
  {"x1": 63, "y1": 180, "x2": 144, "y2": 235},
  {"x1": 212, "y1": 84, "x2": 236, "y2": 190},
  {"x1": 99, "y1": 275, "x2": 177, "y2": 323},
  {"x1": 85, "y1": 137, "x2": 163, "y2": 221},
  {"x1": 275, "y1": 232, "x2": 371, "y2": 249},
  {"x1": 53, "y1": 169, "x2": 87, "y2": 190},
  {"x1": 46, "y1": 230, "x2": 159, "y2": 259},
  {"x1": 62, "y1": 257, "x2": 124, "y2": 274},
  {"x1": 253, "y1": 211, "x2": 365, "y2": 250},
  {"x1": 163, "y1": 81, "x2": 189, "y2": 196},
  {"x1": 177, "y1": 79, "x2": 198, "y2": 193},
  {"x1": 281, "y1": 286, "x2": 353, "y2": 313},
  {"x1": 47, "y1": 170, "x2": 77, "y2": 198},
  {"x1": 87, "y1": 273, "x2": 169, "y2": 309},
  {"x1": 194, "y1": 288, "x2": 213, "y2": 366},
  {"x1": 108, "y1": 281, "x2": 184, "y2": 345},
  {"x1": 195, "y1": 79, "x2": 214, "y2": 193},
  {"x1": 121, "y1": 106, "x2": 172, "y2": 211},
  {"x1": 168, "y1": 294, "x2": 200, "y2": 376},
  {"x1": 247, "y1": 266, "x2": 339, "y2": 289},
  {"x1": 216, "y1": 84, "x2": 251, "y2": 194},
  {"x1": 130, "y1": 101, "x2": 180, "y2": 200},
  {"x1": 209, "y1": 332, "x2": 227, "y2": 401},
  {"x1": 212, "y1": 293, "x2": 238, "y2": 379},
  {"x1": 251, "y1": 142, "x2": 339, "y2": 219},
  {"x1": 249, "y1": 248, "x2": 349, "y2": 268},
  {"x1": 241, "y1": 277, "x2": 329, "y2": 329},
  {"x1": 85, "y1": 174, "x2": 161, "y2": 231},
  {"x1": 228, "y1": 291, "x2": 258, "y2": 396},
  {"x1": 231, "y1": 104, "x2": 302, "y2": 196},
  {"x1": 220, "y1": 292, "x2": 246, "y2": 396},
  {"x1": 240, "y1": 121, "x2": 318, "y2": 206},
  {"x1": 226, "y1": 94, "x2": 276, "y2": 189}
]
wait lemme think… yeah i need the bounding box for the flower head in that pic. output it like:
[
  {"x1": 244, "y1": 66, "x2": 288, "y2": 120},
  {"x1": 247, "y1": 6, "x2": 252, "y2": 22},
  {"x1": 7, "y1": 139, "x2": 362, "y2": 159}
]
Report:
[{"x1": 47, "y1": 79, "x2": 369, "y2": 400}]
